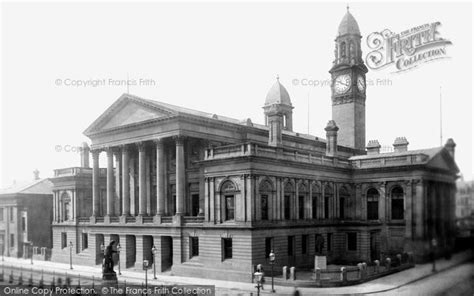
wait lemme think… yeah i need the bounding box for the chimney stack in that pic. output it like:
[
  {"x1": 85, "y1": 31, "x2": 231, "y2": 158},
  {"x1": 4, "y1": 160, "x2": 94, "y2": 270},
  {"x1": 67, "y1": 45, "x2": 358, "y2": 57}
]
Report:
[
  {"x1": 444, "y1": 138, "x2": 456, "y2": 159},
  {"x1": 325, "y1": 120, "x2": 339, "y2": 157},
  {"x1": 393, "y1": 137, "x2": 409, "y2": 153},
  {"x1": 33, "y1": 169, "x2": 40, "y2": 180},
  {"x1": 80, "y1": 142, "x2": 90, "y2": 168},
  {"x1": 366, "y1": 140, "x2": 381, "y2": 155}
]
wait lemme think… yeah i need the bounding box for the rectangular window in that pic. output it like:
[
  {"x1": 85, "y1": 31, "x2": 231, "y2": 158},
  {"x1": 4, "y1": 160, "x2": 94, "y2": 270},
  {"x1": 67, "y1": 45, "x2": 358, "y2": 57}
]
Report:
[
  {"x1": 265, "y1": 237, "x2": 273, "y2": 258},
  {"x1": 225, "y1": 195, "x2": 235, "y2": 221},
  {"x1": 347, "y1": 232, "x2": 357, "y2": 251},
  {"x1": 190, "y1": 237, "x2": 199, "y2": 258},
  {"x1": 391, "y1": 199, "x2": 404, "y2": 220},
  {"x1": 367, "y1": 201, "x2": 378, "y2": 220},
  {"x1": 327, "y1": 233, "x2": 332, "y2": 252},
  {"x1": 302, "y1": 235, "x2": 308, "y2": 254},
  {"x1": 339, "y1": 198, "x2": 345, "y2": 219},
  {"x1": 21, "y1": 217, "x2": 26, "y2": 232},
  {"x1": 82, "y1": 233, "x2": 88, "y2": 250},
  {"x1": 10, "y1": 234, "x2": 14, "y2": 247},
  {"x1": 0, "y1": 208, "x2": 4, "y2": 221},
  {"x1": 261, "y1": 195, "x2": 268, "y2": 220},
  {"x1": 61, "y1": 232, "x2": 67, "y2": 249},
  {"x1": 222, "y1": 238, "x2": 232, "y2": 260},
  {"x1": 284, "y1": 195, "x2": 291, "y2": 220},
  {"x1": 299, "y1": 196, "x2": 305, "y2": 219},
  {"x1": 312, "y1": 196, "x2": 317, "y2": 219},
  {"x1": 191, "y1": 194, "x2": 200, "y2": 217},
  {"x1": 324, "y1": 196, "x2": 329, "y2": 219},
  {"x1": 287, "y1": 236, "x2": 295, "y2": 256}
]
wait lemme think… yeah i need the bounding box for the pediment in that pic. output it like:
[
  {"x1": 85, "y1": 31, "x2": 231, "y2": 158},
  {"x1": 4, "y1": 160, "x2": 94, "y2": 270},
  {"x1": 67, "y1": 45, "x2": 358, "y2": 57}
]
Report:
[
  {"x1": 426, "y1": 149, "x2": 459, "y2": 173},
  {"x1": 84, "y1": 94, "x2": 176, "y2": 135}
]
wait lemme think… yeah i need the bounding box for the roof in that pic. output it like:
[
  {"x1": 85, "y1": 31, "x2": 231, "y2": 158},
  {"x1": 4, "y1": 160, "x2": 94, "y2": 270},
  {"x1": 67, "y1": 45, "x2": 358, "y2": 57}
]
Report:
[
  {"x1": 264, "y1": 78, "x2": 292, "y2": 106},
  {"x1": 0, "y1": 178, "x2": 53, "y2": 195},
  {"x1": 338, "y1": 10, "x2": 360, "y2": 36}
]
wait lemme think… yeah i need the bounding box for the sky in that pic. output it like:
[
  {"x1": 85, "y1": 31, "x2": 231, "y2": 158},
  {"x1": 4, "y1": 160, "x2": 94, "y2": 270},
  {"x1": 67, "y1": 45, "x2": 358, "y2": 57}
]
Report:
[{"x1": 0, "y1": 1, "x2": 472, "y2": 187}]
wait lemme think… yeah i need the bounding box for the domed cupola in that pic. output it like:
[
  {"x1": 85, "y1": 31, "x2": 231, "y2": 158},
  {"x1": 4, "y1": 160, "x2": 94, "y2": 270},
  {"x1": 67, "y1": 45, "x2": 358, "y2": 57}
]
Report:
[
  {"x1": 263, "y1": 76, "x2": 294, "y2": 147},
  {"x1": 338, "y1": 9, "x2": 361, "y2": 36},
  {"x1": 333, "y1": 6, "x2": 363, "y2": 66}
]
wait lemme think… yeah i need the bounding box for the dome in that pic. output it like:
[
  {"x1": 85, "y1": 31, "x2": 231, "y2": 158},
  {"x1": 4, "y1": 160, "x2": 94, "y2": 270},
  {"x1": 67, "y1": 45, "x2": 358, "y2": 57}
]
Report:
[
  {"x1": 338, "y1": 10, "x2": 360, "y2": 36},
  {"x1": 264, "y1": 77, "x2": 292, "y2": 106}
]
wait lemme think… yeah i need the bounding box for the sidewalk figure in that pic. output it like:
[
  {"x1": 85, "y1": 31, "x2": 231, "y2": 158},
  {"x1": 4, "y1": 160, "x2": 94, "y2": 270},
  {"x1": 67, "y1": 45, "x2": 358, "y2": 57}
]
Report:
[
  {"x1": 102, "y1": 240, "x2": 118, "y2": 281},
  {"x1": 256, "y1": 264, "x2": 265, "y2": 290},
  {"x1": 293, "y1": 287, "x2": 301, "y2": 296}
]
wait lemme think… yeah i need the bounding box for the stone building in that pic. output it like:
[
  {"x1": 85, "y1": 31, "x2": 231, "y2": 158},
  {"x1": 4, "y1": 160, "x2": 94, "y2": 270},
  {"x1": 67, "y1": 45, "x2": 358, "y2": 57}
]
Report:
[
  {"x1": 50, "y1": 9, "x2": 459, "y2": 281},
  {"x1": 0, "y1": 170, "x2": 53, "y2": 259}
]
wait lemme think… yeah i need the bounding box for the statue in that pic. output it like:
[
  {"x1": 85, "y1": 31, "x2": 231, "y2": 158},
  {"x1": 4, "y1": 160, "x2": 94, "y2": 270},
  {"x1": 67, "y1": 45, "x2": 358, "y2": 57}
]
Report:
[{"x1": 102, "y1": 240, "x2": 118, "y2": 281}]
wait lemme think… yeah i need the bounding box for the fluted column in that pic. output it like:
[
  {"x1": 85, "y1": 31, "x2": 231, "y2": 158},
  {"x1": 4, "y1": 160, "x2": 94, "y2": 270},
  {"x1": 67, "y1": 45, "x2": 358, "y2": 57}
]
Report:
[
  {"x1": 121, "y1": 146, "x2": 130, "y2": 216},
  {"x1": 175, "y1": 136, "x2": 185, "y2": 215},
  {"x1": 138, "y1": 142, "x2": 147, "y2": 216},
  {"x1": 155, "y1": 139, "x2": 165, "y2": 216},
  {"x1": 106, "y1": 148, "x2": 114, "y2": 217},
  {"x1": 92, "y1": 150, "x2": 101, "y2": 217}
]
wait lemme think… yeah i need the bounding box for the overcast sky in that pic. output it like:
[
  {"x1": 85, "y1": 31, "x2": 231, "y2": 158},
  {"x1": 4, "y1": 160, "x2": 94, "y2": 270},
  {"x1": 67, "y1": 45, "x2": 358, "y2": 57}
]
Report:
[{"x1": 1, "y1": 1, "x2": 472, "y2": 187}]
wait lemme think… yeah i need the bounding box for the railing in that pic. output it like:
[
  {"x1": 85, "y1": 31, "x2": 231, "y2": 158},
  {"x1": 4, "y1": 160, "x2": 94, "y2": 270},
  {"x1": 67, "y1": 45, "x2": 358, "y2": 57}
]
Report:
[
  {"x1": 143, "y1": 216, "x2": 154, "y2": 223},
  {"x1": 352, "y1": 153, "x2": 429, "y2": 169},
  {"x1": 184, "y1": 216, "x2": 205, "y2": 224},
  {"x1": 205, "y1": 142, "x2": 351, "y2": 168},
  {"x1": 161, "y1": 216, "x2": 173, "y2": 224},
  {"x1": 54, "y1": 167, "x2": 106, "y2": 177}
]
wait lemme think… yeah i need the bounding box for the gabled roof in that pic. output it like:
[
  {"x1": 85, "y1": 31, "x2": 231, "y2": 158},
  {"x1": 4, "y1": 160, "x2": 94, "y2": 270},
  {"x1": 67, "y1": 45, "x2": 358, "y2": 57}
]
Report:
[{"x1": 0, "y1": 178, "x2": 53, "y2": 195}]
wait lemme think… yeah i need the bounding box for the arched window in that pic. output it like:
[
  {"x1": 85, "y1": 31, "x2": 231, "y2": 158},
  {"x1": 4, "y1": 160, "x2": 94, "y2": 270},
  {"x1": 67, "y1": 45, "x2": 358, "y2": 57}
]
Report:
[
  {"x1": 340, "y1": 42, "x2": 346, "y2": 58},
  {"x1": 367, "y1": 188, "x2": 379, "y2": 220},
  {"x1": 283, "y1": 182, "x2": 294, "y2": 220},
  {"x1": 61, "y1": 192, "x2": 71, "y2": 221},
  {"x1": 259, "y1": 180, "x2": 273, "y2": 221},
  {"x1": 311, "y1": 183, "x2": 321, "y2": 219},
  {"x1": 391, "y1": 186, "x2": 404, "y2": 220},
  {"x1": 298, "y1": 183, "x2": 307, "y2": 219},
  {"x1": 349, "y1": 41, "x2": 355, "y2": 59},
  {"x1": 324, "y1": 185, "x2": 333, "y2": 219},
  {"x1": 221, "y1": 180, "x2": 237, "y2": 221},
  {"x1": 339, "y1": 186, "x2": 350, "y2": 219}
]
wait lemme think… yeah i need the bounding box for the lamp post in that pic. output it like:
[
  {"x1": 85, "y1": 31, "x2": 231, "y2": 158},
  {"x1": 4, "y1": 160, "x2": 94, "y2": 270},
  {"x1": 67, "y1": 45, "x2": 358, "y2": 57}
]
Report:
[
  {"x1": 69, "y1": 241, "x2": 73, "y2": 270},
  {"x1": 30, "y1": 242, "x2": 33, "y2": 265},
  {"x1": 269, "y1": 250, "x2": 275, "y2": 293},
  {"x1": 143, "y1": 260, "x2": 149, "y2": 290},
  {"x1": 117, "y1": 243, "x2": 121, "y2": 275},
  {"x1": 151, "y1": 245, "x2": 158, "y2": 280},
  {"x1": 254, "y1": 271, "x2": 263, "y2": 296}
]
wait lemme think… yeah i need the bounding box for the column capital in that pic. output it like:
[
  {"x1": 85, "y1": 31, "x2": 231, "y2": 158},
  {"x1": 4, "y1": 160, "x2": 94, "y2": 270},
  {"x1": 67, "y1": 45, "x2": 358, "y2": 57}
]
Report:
[
  {"x1": 136, "y1": 142, "x2": 147, "y2": 152},
  {"x1": 91, "y1": 149, "x2": 102, "y2": 158},
  {"x1": 173, "y1": 135, "x2": 186, "y2": 145},
  {"x1": 105, "y1": 146, "x2": 114, "y2": 156},
  {"x1": 153, "y1": 138, "x2": 165, "y2": 146}
]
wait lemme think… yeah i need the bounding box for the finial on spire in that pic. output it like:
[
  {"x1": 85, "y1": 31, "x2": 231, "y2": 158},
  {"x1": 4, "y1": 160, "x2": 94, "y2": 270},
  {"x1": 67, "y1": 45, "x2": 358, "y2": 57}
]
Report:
[
  {"x1": 276, "y1": 74, "x2": 280, "y2": 81},
  {"x1": 346, "y1": 4, "x2": 349, "y2": 12}
]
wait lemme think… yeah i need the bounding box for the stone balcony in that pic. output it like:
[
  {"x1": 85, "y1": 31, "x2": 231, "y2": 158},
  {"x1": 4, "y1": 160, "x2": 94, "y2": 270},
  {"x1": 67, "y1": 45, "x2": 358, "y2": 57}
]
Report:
[
  {"x1": 53, "y1": 167, "x2": 107, "y2": 177},
  {"x1": 75, "y1": 215, "x2": 205, "y2": 226}
]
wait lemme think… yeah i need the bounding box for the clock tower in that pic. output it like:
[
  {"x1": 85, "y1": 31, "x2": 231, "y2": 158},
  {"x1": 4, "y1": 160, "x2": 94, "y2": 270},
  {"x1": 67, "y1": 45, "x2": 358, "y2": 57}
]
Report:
[{"x1": 329, "y1": 8, "x2": 368, "y2": 151}]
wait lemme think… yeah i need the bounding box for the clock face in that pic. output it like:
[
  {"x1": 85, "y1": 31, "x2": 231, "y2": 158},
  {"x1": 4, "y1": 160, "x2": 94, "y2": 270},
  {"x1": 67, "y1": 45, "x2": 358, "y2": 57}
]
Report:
[
  {"x1": 357, "y1": 75, "x2": 365, "y2": 92},
  {"x1": 334, "y1": 74, "x2": 351, "y2": 94}
]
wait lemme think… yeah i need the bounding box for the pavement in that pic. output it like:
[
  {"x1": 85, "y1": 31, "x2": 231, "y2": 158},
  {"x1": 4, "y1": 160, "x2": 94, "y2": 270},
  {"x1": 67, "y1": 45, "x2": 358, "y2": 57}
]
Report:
[{"x1": 0, "y1": 249, "x2": 472, "y2": 295}]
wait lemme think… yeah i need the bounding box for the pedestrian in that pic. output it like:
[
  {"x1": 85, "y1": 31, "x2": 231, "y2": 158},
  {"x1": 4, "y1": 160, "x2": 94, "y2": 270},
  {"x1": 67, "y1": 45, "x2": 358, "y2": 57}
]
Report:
[{"x1": 293, "y1": 287, "x2": 301, "y2": 296}]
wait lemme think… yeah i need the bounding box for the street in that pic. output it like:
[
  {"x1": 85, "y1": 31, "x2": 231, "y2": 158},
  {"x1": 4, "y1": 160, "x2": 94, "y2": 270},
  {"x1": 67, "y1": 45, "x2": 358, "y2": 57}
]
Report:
[{"x1": 370, "y1": 262, "x2": 474, "y2": 296}]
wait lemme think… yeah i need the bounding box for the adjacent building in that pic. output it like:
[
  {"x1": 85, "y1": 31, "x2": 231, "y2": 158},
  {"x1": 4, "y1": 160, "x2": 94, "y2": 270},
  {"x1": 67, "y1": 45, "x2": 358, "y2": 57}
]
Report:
[
  {"x1": 50, "y1": 9, "x2": 459, "y2": 282},
  {"x1": 0, "y1": 170, "x2": 53, "y2": 259}
]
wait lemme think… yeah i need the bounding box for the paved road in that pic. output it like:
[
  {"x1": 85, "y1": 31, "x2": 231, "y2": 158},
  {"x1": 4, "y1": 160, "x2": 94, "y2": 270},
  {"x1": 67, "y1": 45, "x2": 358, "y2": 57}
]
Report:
[{"x1": 369, "y1": 262, "x2": 474, "y2": 296}]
